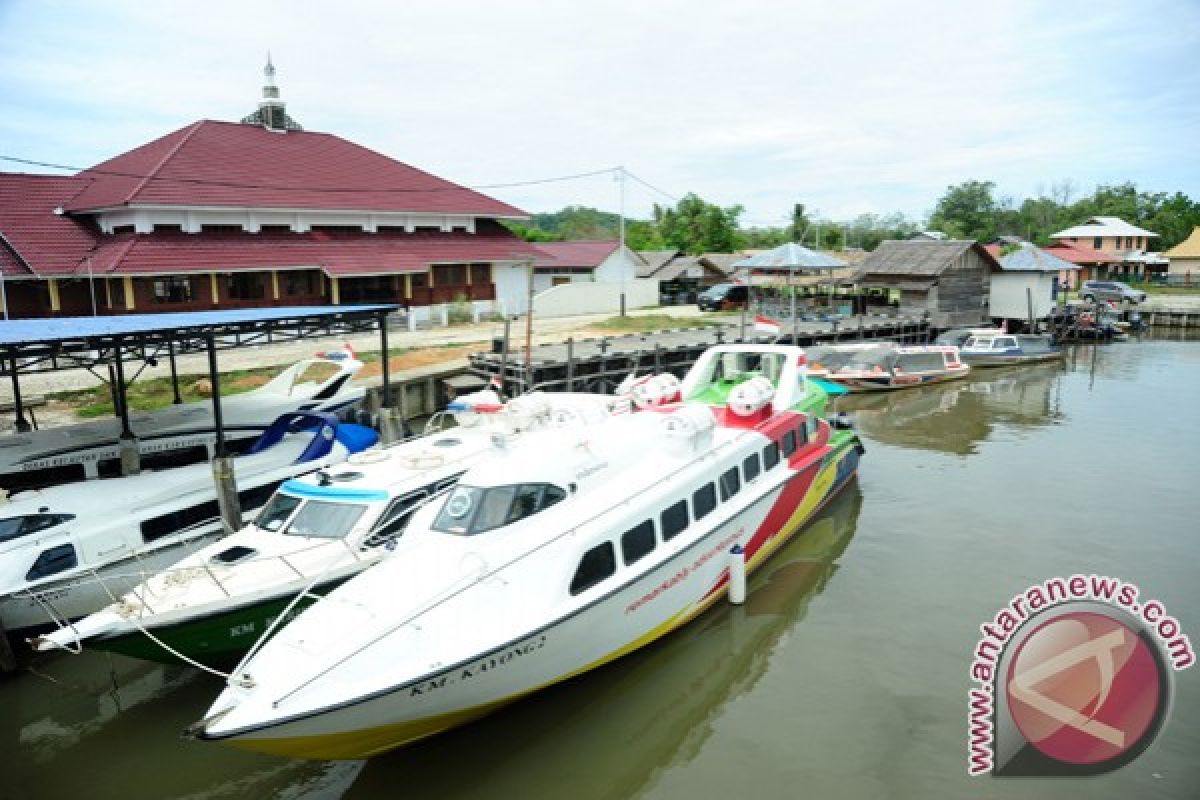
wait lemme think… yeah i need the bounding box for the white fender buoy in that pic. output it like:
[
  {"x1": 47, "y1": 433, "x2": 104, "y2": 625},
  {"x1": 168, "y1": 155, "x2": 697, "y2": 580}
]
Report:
[{"x1": 729, "y1": 544, "x2": 746, "y2": 605}]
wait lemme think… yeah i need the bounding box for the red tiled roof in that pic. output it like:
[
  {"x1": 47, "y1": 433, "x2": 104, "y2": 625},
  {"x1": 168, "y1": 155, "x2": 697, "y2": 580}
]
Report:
[
  {"x1": 1043, "y1": 241, "x2": 1122, "y2": 264},
  {"x1": 86, "y1": 220, "x2": 538, "y2": 277},
  {"x1": 532, "y1": 240, "x2": 620, "y2": 270},
  {"x1": 0, "y1": 173, "x2": 98, "y2": 276},
  {"x1": 64, "y1": 120, "x2": 527, "y2": 218}
]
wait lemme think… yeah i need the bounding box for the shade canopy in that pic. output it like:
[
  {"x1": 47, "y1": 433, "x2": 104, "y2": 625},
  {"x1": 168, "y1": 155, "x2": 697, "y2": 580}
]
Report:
[{"x1": 733, "y1": 243, "x2": 847, "y2": 271}]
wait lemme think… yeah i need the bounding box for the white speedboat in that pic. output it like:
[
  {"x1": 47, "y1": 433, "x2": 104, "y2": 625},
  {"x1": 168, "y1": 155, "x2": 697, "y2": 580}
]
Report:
[
  {"x1": 31, "y1": 391, "x2": 623, "y2": 665},
  {"x1": 958, "y1": 333, "x2": 1062, "y2": 368},
  {"x1": 0, "y1": 350, "x2": 365, "y2": 492},
  {"x1": 0, "y1": 412, "x2": 377, "y2": 634},
  {"x1": 191, "y1": 344, "x2": 864, "y2": 759}
]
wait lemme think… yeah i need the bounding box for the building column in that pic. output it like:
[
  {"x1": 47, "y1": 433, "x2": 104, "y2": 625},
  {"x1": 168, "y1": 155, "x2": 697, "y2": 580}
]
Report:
[
  {"x1": 465, "y1": 264, "x2": 473, "y2": 286},
  {"x1": 404, "y1": 273, "x2": 412, "y2": 300},
  {"x1": 331, "y1": 276, "x2": 340, "y2": 305},
  {"x1": 428, "y1": 268, "x2": 436, "y2": 288},
  {"x1": 271, "y1": 270, "x2": 280, "y2": 300},
  {"x1": 210, "y1": 274, "x2": 220, "y2": 306},
  {"x1": 47, "y1": 278, "x2": 61, "y2": 313},
  {"x1": 104, "y1": 277, "x2": 113, "y2": 308},
  {"x1": 123, "y1": 276, "x2": 135, "y2": 310}
]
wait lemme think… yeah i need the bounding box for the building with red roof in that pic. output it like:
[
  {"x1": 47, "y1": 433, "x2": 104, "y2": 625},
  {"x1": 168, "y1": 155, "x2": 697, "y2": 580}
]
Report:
[{"x1": 0, "y1": 60, "x2": 538, "y2": 318}]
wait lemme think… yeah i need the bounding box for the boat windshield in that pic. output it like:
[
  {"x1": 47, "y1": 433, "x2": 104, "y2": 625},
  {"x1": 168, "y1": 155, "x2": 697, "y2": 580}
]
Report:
[
  {"x1": 808, "y1": 347, "x2": 867, "y2": 371},
  {"x1": 255, "y1": 492, "x2": 304, "y2": 532},
  {"x1": 838, "y1": 347, "x2": 895, "y2": 373},
  {"x1": 0, "y1": 513, "x2": 75, "y2": 544},
  {"x1": 433, "y1": 483, "x2": 567, "y2": 535},
  {"x1": 284, "y1": 499, "x2": 369, "y2": 539},
  {"x1": 963, "y1": 336, "x2": 992, "y2": 349},
  {"x1": 894, "y1": 351, "x2": 948, "y2": 371}
]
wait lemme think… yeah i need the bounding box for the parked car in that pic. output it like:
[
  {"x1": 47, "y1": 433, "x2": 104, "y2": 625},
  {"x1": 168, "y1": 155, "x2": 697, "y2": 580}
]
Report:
[
  {"x1": 1079, "y1": 280, "x2": 1147, "y2": 305},
  {"x1": 697, "y1": 283, "x2": 748, "y2": 311}
]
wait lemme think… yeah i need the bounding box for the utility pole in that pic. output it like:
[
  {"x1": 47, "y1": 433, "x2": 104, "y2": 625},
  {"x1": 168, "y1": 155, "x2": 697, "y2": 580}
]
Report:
[
  {"x1": 525, "y1": 256, "x2": 535, "y2": 392},
  {"x1": 617, "y1": 166, "x2": 627, "y2": 317}
]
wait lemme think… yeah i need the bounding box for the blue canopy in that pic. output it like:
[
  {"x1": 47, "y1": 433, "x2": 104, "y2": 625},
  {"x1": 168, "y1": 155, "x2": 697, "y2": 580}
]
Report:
[{"x1": 0, "y1": 305, "x2": 398, "y2": 348}]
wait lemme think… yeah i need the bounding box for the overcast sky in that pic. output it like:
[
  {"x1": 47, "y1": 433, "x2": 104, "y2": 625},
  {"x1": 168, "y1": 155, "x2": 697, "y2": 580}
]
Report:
[{"x1": 1, "y1": 0, "x2": 1197, "y2": 227}]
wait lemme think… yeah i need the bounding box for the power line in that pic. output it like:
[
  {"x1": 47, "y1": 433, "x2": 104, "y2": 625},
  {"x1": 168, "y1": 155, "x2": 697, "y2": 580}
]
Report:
[
  {"x1": 623, "y1": 168, "x2": 679, "y2": 203},
  {"x1": 0, "y1": 154, "x2": 618, "y2": 195}
]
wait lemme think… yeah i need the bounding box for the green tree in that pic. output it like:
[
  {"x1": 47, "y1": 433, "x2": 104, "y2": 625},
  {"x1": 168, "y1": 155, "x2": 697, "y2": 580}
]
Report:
[
  {"x1": 653, "y1": 193, "x2": 745, "y2": 254},
  {"x1": 928, "y1": 180, "x2": 1000, "y2": 241}
]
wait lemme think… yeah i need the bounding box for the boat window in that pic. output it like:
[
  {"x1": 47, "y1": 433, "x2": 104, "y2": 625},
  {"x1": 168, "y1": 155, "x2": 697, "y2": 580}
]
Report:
[
  {"x1": 434, "y1": 483, "x2": 566, "y2": 535},
  {"x1": 781, "y1": 430, "x2": 797, "y2": 457},
  {"x1": 25, "y1": 543, "x2": 78, "y2": 581},
  {"x1": 895, "y1": 352, "x2": 945, "y2": 372},
  {"x1": 693, "y1": 483, "x2": 717, "y2": 520},
  {"x1": 369, "y1": 490, "x2": 428, "y2": 541},
  {"x1": 995, "y1": 337, "x2": 1018, "y2": 349},
  {"x1": 141, "y1": 500, "x2": 220, "y2": 543},
  {"x1": 763, "y1": 441, "x2": 780, "y2": 470},
  {"x1": 796, "y1": 418, "x2": 809, "y2": 446},
  {"x1": 719, "y1": 467, "x2": 741, "y2": 501},
  {"x1": 570, "y1": 541, "x2": 617, "y2": 595},
  {"x1": 255, "y1": 493, "x2": 304, "y2": 532},
  {"x1": 621, "y1": 520, "x2": 656, "y2": 565},
  {"x1": 0, "y1": 513, "x2": 76, "y2": 544},
  {"x1": 285, "y1": 500, "x2": 369, "y2": 539},
  {"x1": 743, "y1": 453, "x2": 761, "y2": 483},
  {"x1": 806, "y1": 415, "x2": 818, "y2": 439},
  {"x1": 238, "y1": 480, "x2": 284, "y2": 514},
  {"x1": 661, "y1": 499, "x2": 689, "y2": 541}
]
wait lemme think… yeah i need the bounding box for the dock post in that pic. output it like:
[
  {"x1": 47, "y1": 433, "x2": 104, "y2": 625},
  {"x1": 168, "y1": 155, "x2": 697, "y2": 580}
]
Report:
[
  {"x1": 112, "y1": 341, "x2": 141, "y2": 476},
  {"x1": 654, "y1": 344, "x2": 662, "y2": 374},
  {"x1": 377, "y1": 310, "x2": 404, "y2": 444},
  {"x1": 0, "y1": 620, "x2": 16, "y2": 673},
  {"x1": 565, "y1": 337, "x2": 575, "y2": 391},
  {"x1": 207, "y1": 334, "x2": 241, "y2": 534}
]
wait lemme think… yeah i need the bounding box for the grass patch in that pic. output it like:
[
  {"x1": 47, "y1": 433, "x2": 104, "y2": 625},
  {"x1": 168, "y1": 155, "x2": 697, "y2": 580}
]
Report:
[{"x1": 592, "y1": 314, "x2": 723, "y2": 332}]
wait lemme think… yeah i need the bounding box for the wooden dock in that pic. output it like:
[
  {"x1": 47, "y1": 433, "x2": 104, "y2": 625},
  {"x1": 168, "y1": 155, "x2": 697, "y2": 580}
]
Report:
[
  {"x1": 1143, "y1": 307, "x2": 1200, "y2": 328},
  {"x1": 469, "y1": 313, "x2": 929, "y2": 393}
]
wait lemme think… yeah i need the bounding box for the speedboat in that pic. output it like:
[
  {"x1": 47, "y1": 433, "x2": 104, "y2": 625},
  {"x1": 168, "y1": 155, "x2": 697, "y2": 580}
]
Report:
[
  {"x1": 0, "y1": 350, "x2": 365, "y2": 492},
  {"x1": 190, "y1": 344, "x2": 864, "y2": 759},
  {"x1": 0, "y1": 411, "x2": 377, "y2": 635},
  {"x1": 819, "y1": 344, "x2": 969, "y2": 392},
  {"x1": 30, "y1": 391, "x2": 623, "y2": 665},
  {"x1": 958, "y1": 333, "x2": 1062, "y2": 368}
]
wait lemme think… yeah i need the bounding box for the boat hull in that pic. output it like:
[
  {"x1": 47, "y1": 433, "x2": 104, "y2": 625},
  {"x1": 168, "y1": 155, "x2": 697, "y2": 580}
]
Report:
[
  {"x1": 827, "y1": 367, "x2": 969, "y2": 392},
  {"x1": 92, "y1": 580, "x2": 350, "y2": 664},
  {"x1": 960, "y1": 351, "x2": 1063, "y2": 368},
  {"x1": 200, "y1": 432, "x2": 863, "y2": 760},
  {"x1": 0, "y1": 532, "x2": 221, "y2": 633}
]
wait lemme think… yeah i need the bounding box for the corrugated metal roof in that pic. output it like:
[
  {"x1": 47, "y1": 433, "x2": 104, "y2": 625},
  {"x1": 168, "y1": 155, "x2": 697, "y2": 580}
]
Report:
[
  {"x1": 997, "y1": 243, "x2": 1081, "y2": 272},
  {"x1": 0, "y1": 305, "x2": 397, "y2": 347},
  {"x1": 732, "y1": 242, "x2": 846, "y2": 270},
  {"x1": 1051, "y1": 216, "x2": 1159, "y2": 240}
]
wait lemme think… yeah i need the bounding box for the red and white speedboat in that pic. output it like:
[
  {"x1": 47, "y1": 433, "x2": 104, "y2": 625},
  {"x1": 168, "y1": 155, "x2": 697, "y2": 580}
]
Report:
[{"x1": 192, "y1": 344, "x2": 864, "y2": 759}]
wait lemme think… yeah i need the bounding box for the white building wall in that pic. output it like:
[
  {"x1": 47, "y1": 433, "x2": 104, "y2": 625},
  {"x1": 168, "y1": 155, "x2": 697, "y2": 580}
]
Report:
[
  {"x1": 492, "y1": 263, "x2": 532, "y2": 315},
  {"x1": 593, "y1": 246, "x2": 640, "y2": 284},
  {"x1": 532, "y1": 278, "x2": 659, "y2": 318},
  {"x1": 989, "y1": 273, "x2": 1056, "y2": 319}
]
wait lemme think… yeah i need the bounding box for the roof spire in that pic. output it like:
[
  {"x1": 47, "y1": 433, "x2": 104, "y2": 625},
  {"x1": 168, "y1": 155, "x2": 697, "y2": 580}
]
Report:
[{"x1": 240, "y1": 53, "x2": 302, "y2": 132}]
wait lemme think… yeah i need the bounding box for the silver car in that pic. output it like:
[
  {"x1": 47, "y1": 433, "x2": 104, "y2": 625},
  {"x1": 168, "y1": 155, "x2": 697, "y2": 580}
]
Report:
[{"x1": 1079, "y1": 280, "x2": 1147, "y2": 305}]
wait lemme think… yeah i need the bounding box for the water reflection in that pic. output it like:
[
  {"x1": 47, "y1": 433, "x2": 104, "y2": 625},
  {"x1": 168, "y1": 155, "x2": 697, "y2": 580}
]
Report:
[
  {"x1": 345, "y1": 485, "x2": 863, "y2": 800},
  {"x1": 842, "y1": 362, "x2": 1065, "y2": 455}
]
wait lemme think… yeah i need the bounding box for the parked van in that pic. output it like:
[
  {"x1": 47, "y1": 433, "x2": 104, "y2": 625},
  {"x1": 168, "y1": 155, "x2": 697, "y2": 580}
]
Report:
[{"x1": 697, "y1": 283, "x2": 748, "y2": 311}]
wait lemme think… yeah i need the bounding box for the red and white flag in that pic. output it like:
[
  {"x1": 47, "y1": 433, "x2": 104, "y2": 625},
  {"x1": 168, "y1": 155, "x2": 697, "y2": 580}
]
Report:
[{"x1": 754, "y1": 314, "x2": 782, "y2": 336}]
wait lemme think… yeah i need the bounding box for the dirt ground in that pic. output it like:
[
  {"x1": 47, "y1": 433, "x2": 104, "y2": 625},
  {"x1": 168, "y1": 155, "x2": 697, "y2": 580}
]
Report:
[{"x1": 356, "y1": 345, "x2": 477, "y2": 380}]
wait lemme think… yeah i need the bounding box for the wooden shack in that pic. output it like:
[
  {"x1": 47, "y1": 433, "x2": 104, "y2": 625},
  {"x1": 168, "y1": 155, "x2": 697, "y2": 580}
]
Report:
[{"x1": 853, "y1": 240, "x2": 1000, "y2": 327}]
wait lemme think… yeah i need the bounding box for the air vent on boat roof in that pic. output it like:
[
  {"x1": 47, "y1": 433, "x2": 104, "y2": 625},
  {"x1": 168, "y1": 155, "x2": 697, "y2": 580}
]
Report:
[
  {"x1": 211, "y1": 546, "x2": 257, "y2": 565},
  {"x1": 433, "y1": 438, "x2": 462, "y2": 448},
  {"x1": 315, "y1": 470, "x2": 365, "y2": 485}
]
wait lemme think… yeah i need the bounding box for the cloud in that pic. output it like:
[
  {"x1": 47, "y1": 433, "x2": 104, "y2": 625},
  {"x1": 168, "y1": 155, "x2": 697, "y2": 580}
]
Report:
[{"x1": 1, "y1": 0, "x2": 1196, "y2": 226}]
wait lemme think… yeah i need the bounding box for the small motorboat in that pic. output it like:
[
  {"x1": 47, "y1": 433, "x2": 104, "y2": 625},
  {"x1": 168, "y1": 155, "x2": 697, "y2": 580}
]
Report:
[
  {"x1": 0, "y1": 350, "x2": 365, "y2": 492},
  {"x1": 958, "y1": 333, "x2": 1063, "y2": 368},
  {"x1": 30, "y1": 391, "x2": 623, "y2": 665},
  {"x1": 190, "y1": 344, "x2": 864, "y2": 759},
  {"x1": 0, "y1": 411, "x2": 377, "y2": 635},
  {"x1": 819, "y1": 345, "x2": 969, "y2": 392}
]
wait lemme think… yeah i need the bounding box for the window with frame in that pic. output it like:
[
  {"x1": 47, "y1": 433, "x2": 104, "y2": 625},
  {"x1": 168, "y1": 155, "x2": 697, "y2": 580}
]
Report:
[
  {"x1": 365, "y1": 490, "x2": 429, "y2": 544},
  {"x1": 570, "y1": 541, "x2": 616, "y2": 595},
  {"x1": 1093, "y1": 237, "x2": 1103, "y2": 249},
  {"x1": 470, "y1": 263, "x2": 490, "y2": 284},
  {"x1": 661, "y1": 499, "x2": 689, "y2": 540},
  {"x1": 621, "y1": 520, "x2": 656, "y2": 565},
  {"x1": 796, "y1": 418, "x2": 809, "y2": 446},
  {"x1": 763, "y1": 441, "x2": 780, "y2": 470},
  {"x1": 781, "y1": 430, "x2": 797, "y2": 457},
  {"x1": 719, "y1": 467, "x2": 741, "y2": 501},
  {"x1": 693, "y1": 483, "x2": 717, "y2": 520},
  {"x1": 743, "y1": 453, "x2": 761, "y2": 483},
  {"x1": 152, "y1": 276, "x2": 193, "y2": 304},
  {"x1": 433, "y1": 264, "x2": 468, "y2": 286},
  {"x1": 26, "y1": 543, "x2": 78, "y2": 581}
]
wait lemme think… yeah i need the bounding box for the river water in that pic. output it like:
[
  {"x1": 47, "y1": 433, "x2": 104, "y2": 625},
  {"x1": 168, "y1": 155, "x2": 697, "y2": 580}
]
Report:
[{"x1": 3, "y1": 334, "x2": 1198, "y2": 800}]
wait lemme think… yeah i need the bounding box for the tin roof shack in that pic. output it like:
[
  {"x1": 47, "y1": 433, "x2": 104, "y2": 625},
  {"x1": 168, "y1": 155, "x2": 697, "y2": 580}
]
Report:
[
  {"x1": 985, "y1": 243, "x2": 1079, "y2": 325},
  {"x1": 853, "y1": 240, "x2": 999, "y2": 327}
]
